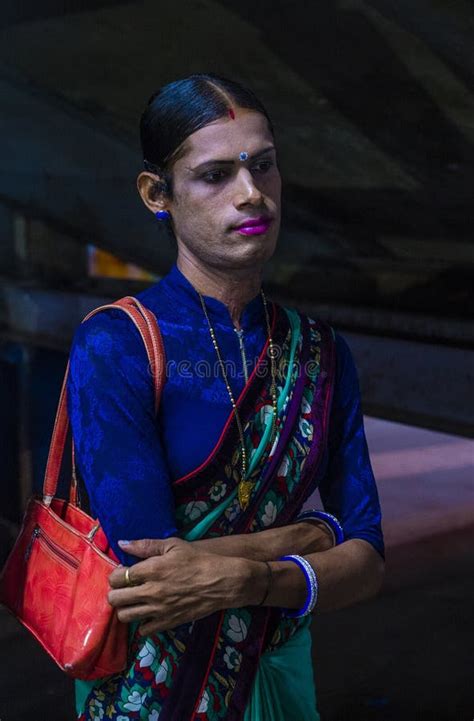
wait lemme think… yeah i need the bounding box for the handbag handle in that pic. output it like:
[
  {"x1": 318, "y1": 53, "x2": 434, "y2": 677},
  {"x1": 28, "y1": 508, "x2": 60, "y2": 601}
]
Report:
[{"x1": 42, "y1": 296, "x2": 165, "y2": 506}]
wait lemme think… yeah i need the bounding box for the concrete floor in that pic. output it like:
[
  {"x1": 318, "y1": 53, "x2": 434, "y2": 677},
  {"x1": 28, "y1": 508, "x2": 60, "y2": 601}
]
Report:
[{"x1": 1, "y1": 418, "x2": 473, "y2": 720}]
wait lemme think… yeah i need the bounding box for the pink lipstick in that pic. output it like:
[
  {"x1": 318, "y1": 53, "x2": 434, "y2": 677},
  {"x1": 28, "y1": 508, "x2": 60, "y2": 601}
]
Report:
[{"x1": 233, "y1": 216, "x2": 272, "y2": 236}]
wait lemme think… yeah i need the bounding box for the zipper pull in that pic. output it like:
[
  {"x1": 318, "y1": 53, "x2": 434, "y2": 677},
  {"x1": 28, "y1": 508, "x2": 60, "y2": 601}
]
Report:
[{"x1": 25, "y1": 526, "x2": 40, "y2": 561}]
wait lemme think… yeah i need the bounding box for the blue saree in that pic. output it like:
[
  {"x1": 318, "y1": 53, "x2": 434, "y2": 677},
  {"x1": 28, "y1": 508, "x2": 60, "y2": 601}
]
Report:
[{"x1": 67, "y1": 264, "x2": 384, "y2": 720}]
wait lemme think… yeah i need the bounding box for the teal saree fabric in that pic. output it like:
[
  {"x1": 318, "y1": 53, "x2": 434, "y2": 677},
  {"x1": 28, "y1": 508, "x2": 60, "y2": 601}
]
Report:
[{"x1": 243, "y1": 617, "x2": 319, "y2": 721}]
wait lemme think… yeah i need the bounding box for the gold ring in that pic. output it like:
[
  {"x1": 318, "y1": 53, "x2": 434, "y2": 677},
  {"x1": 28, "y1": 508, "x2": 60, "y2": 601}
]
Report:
[{"x1": 124, "y1": 567, "x2": 133, "y2": 587}]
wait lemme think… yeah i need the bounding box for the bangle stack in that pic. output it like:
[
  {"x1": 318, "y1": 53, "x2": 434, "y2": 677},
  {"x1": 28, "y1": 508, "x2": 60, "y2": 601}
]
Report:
[
  {"x1": 279, "y1": 554, "x2": 319, "y2": 618},
  {"x1": 295, "y1": 509, "x2": 344, "y2": 547}
]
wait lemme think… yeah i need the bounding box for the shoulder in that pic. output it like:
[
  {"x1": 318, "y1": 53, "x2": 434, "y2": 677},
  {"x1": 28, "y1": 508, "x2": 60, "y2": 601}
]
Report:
[
  {"x1": 71, "y1": 273, "x2": 169, "y2": 347},
  {"x1": 72, "y1": 276, "x2": 165, "y2": 344},
  {"x1": 71, "y1": 306, "x2": 142, "y2": 352},
  {"x1": 333, "y1": 331, "x2": 357, "y2": 377},
  {"x1": 67, "y1": 305, "x2": 156, "y2": 412},
  {"x1": 281, "y1": 303, "x2": 358, "y2": 384},
  {"x1": 330, "y1": 331, "x2": 363, "y2": 411},
  {"x1": 69, "y1": 302, "x2": 153, "y2": 378},
  {"x1": 275, "y1": 302, "x2": 335, "y2": 341}
]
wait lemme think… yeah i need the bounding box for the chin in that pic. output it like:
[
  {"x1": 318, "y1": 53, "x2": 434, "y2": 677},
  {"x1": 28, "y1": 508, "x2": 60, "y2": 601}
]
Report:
[{"x1": 229, "y1": 243, "x2": 276, "y2": 270}]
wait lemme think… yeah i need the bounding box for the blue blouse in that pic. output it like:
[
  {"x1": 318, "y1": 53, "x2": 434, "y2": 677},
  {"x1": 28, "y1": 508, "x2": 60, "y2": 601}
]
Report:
[{"x1": 67, "y1": 264, "x2": 384, "y2": 566}]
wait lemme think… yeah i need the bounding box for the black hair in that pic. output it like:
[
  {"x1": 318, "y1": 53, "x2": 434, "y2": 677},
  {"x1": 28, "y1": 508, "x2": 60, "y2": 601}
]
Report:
[{"x1": 139, "y1": 73, "x2": 274, "y2": 198}]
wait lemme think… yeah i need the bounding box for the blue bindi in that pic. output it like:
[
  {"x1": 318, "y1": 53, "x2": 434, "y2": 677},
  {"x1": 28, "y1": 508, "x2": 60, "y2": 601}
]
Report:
[{"x1": 239, "y1": 151, "x2": 249, "y2": 161}]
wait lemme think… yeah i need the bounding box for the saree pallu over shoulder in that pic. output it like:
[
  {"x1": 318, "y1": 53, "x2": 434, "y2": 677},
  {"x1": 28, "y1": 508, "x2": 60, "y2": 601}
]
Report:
[{"x1": 77, "y1": 306, "x2": 336, "y2": 721}]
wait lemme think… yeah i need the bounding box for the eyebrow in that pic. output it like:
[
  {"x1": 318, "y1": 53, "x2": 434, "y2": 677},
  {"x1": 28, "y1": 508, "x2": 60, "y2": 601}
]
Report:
[{"x1": 187, "y1": 145, "x2": 276, "y2": 173}]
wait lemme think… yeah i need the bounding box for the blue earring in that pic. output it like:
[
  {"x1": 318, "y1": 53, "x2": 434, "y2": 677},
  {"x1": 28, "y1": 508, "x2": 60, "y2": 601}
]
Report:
[{"x1": 155, "y1": 210, "x2": 170, "y2": 220}]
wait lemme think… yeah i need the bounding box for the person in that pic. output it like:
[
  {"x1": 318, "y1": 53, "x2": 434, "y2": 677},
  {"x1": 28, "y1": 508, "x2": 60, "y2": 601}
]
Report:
[{"x1": 67, "y1": 73, "x2": 385, "y2": 721}]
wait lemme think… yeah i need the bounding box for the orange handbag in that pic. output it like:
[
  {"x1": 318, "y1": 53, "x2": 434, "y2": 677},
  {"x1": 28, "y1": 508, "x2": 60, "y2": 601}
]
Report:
[{"x1": 0, "y1": 296, "x2": 165, "y2": 679}]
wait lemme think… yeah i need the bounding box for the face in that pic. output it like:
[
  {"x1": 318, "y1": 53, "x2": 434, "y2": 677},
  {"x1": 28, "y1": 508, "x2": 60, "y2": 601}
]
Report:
[{"x1": 139, "y1": 108, "x2": 281, "y2": 273}]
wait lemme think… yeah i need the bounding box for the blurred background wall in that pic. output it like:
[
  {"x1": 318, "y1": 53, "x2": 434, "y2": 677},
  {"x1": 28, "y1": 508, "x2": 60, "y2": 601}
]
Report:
[{"x1": 0, "y1": 2, "x2": 473, "y2": 719}]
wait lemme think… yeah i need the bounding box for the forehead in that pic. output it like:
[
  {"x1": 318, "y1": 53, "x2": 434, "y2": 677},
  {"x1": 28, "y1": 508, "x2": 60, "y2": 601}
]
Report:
[{"x1": 176, "y1": 109, "x2": 274, "y2": 165}]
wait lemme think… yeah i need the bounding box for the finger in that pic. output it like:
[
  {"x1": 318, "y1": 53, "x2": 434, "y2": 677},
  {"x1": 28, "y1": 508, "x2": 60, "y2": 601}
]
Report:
[
  {"x1": 116, "y1": 605, "x2": 154, "y2": 624},
  {"x1": 108, "y1": 585, "x2": 149, "y2": 608},
  {"x1": 109, "y1": 564, "x2": 138, "y2": 588},
  {"x1": 138, "y1": 619, "x2": 168, "y2": 636},
  {"x1": 117, "y1": 538, "x2": 167, "y2": 558},
  {"x1": 109, "y1": 557, "x2": 159, "y2": 588},
  {"x1": 109, "y1": 565, "x2": 126, "y2": 588}
]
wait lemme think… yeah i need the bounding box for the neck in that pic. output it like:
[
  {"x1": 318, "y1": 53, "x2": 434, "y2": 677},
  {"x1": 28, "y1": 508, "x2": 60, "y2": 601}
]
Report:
[{"x1": 177, "y1": 254, "x2": 262, "y2": 330}]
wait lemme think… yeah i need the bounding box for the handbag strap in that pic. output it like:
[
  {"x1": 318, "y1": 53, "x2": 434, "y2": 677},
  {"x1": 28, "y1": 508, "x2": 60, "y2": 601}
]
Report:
[{"x1": 42, "y1": 296, "x2": 165, "y2": 505}]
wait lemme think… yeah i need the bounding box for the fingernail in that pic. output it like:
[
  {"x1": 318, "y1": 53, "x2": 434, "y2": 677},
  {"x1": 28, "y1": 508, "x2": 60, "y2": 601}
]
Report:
[{"x1": 118, "y1": 540, "x2": 131, "y2": 546}]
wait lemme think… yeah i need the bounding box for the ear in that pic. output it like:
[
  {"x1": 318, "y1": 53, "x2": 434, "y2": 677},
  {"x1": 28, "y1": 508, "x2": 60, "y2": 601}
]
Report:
[{"x1": 136, "y1": 171, "x2": 170, "y2": 215}]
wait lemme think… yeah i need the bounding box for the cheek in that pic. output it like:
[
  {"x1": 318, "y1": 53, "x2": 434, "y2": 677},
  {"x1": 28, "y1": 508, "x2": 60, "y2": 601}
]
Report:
[
  {"x1": 186, "y1": 183, "x2": 232, "y2": 217},
  {"x1": 172, "y1": 192, "x2": 226, "y2": 241},
  {"x1": 268, "y1": 173, "x2": 282, "y2": 204}
]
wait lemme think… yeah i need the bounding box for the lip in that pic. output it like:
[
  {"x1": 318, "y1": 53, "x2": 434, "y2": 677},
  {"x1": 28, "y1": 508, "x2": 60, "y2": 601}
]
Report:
[{"x1": 233, "y1": 215, "x2": 272, "y2": 235}]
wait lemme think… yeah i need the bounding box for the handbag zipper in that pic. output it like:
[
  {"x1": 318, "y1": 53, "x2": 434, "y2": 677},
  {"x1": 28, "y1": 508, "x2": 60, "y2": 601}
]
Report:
[{"x1": 25, "y1": 525, "x2": 80, "y2": 568}]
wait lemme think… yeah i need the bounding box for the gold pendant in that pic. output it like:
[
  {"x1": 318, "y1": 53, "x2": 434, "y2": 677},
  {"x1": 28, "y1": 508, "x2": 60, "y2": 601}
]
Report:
[{"x1": 238, "y1": 480, "x2": 254, "y2": 511}]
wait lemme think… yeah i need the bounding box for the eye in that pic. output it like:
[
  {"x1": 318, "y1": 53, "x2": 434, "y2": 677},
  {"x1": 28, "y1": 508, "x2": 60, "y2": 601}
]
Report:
[
  {"x1": 251, "y1": 160, "x2": 274, "y2": 174},
  {"x1": 201, "y1": 169, "x2": 228, "y2": 184}
]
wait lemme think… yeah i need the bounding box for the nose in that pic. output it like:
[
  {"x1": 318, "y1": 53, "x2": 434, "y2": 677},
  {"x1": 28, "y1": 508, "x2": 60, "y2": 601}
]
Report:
[{"x1": 233, "y1": 167, "x2": 264, "y2": 209}]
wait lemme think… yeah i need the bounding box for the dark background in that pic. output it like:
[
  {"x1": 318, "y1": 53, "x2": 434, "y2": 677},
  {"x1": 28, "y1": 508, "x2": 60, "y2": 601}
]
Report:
[{"x1": 0, "y1": 1, "x2": 473, "y2": 719}]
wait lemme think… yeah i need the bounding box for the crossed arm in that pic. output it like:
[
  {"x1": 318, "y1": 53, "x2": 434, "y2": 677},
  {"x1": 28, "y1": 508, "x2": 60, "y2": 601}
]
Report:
[
  {"x1": 192, "y1": 521, "x2": 385, "y2": 611},
  {"x1": 108, "y1": 520, "x2": 385, "y2": 636}
]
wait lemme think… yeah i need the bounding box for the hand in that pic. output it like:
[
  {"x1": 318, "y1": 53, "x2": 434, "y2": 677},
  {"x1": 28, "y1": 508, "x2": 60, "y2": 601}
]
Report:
[{"x1": 108, "y1": 537, "x2": 248, "y2": 635}]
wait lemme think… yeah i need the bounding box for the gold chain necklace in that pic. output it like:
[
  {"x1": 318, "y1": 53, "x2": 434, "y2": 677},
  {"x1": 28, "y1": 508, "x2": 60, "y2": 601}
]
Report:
[{"x1": 197, "y1": 289, "x2": 278, "y2": 510}]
